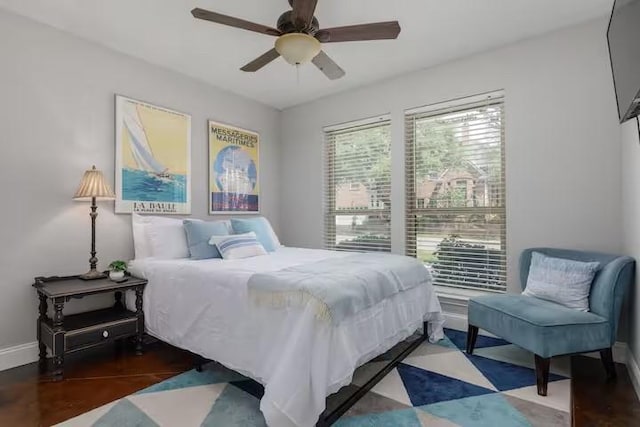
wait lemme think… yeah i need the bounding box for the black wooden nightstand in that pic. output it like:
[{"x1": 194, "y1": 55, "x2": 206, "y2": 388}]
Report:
[{"x1": 33, "y1": 275, "x2": 147, "y2": 379}]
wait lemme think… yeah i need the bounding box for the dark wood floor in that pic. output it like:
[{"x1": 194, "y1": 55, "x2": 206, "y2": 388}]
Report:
[
  {"x1": 0, "y1": 340, "x2": 193, "y2": 427},
  {"x1": 571, "y1": 355, "x2": 640, "y2": 427},
  {"x1": 0, "y1": 340, "x2": 639, "y2": 426}
]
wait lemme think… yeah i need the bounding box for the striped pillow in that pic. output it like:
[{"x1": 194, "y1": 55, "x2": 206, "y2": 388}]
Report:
[{"x1": 209, "y1": 232, "x2": 267, "y2": 260}]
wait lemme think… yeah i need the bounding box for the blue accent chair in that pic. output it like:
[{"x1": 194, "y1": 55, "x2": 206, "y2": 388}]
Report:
[{"x1": 467, "y1": 248, "x2": 634, "y2": 396}]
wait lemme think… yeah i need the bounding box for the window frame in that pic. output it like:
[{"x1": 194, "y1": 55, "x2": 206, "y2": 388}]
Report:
[
  {"x1": 404, "y1": 91, "x2": 507, "y2": 293},
  {"x1": 323, "y1": 115, "x2": 392, "y2": 253}
]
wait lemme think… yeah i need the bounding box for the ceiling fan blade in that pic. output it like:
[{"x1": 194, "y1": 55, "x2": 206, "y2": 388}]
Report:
[
  {"x1": 191, "y1": 8, "x2": 281, "y2": 37},
  {"x1": 312, "y1": 51, "x2": 345, "y2": 80},
  {"x1": 316, "y1": 21, "x2": 401, "y2": 43},
  {"x1": 240, "y1": 49, "x2": 281, "y2": 72},
  {"x1": 291, "y1": 0, "x2": 319, "y2": 29}
]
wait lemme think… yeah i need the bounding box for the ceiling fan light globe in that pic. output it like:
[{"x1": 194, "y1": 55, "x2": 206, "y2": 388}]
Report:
[{"x1": 275, "y1": 33, "x2": 321, "y2": 66}]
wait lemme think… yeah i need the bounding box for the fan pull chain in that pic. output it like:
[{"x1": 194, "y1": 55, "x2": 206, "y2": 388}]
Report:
[{"x1": 296, "y1": 63, "x2": 300, "y2": 85}]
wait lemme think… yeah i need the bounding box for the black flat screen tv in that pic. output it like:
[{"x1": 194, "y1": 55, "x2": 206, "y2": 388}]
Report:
[{"x1": 608, "y1": 0, "x2": 640, "y2": 123}]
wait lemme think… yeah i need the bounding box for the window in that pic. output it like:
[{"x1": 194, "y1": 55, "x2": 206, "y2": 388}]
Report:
[
  {"x1": 405, "y1": 92, "x2": 506, "y2": 292},
  {"x1": 324, "y1": 117, "x2": 391, "y2": 252}
]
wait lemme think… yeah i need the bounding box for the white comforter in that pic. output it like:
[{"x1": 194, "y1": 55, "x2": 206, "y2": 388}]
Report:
[{"x1": 128, "y1": 247, "x2": 444, "y2": 427}]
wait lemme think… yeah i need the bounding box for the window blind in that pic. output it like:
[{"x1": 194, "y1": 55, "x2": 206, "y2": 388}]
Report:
[
  {"x1": 405, "y1": 93, "x2": 506, "y2": 292},
  {"x1": 324, "y1": 117, "x2": 392, "y2": 252}
]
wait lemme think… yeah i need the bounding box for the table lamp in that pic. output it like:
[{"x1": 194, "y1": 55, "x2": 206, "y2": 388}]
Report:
[{"x1": 73, "y1": 166, "x2": 115, "y2": 280}]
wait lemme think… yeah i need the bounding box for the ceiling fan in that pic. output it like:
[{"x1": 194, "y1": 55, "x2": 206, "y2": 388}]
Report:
[{"x1": 191, "y1": 0, "x2": 401, "y2": 80}]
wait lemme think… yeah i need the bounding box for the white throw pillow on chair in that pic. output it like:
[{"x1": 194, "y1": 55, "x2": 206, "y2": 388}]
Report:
[{"x1": 522, "y1": 252, "x2": 600, "y2": 311}]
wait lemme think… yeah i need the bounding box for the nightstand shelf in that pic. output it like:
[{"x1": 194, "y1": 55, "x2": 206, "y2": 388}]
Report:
[
  {"x1": 33, "y1": 275, "x2": 147, "y2": 379},
  {"x1": 55, "y1": 307, "x2": 136, "y2": 331}
]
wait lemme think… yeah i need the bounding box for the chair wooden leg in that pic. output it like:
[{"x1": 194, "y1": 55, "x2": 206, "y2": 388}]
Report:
[
  {"x1": 534, "y1": 354, "x2": 550, "y2": 396},
  {"x1": 466, "y1": 325, "x2": 479, "y2": 354},
  {"x1": 600, "y1": 348, "x2": 617, "y2": 380}
]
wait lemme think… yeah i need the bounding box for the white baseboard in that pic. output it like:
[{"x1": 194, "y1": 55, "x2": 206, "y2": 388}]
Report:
[
  {"x1": 442, "y1": 311, "x2": 469, "y2": 332},
  {"x1": 627, "y1": 348, "x2": 640, "y2": 401},
  {"x1": 442, "y1": 311, "x2": 503, "y2": 339},
  {"x1": 614, "y1": 342, "x2": 628, "y2": 364},
  {"x1": 584, "y1": 342, "x2": 628, "y2": 365},
  {"x1": 0, "y1": 341, "x2": 39, "y2": 372}
]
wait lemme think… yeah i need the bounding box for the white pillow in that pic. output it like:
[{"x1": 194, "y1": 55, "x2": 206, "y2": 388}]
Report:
[
  {"x1": 146, "y1": 223, "x2": 190, "y2": 259},
  {"x1": 522, "y1": 252, "x2": 600, "y2": 311},
  {"x1": 209, "y1": 232, "x2": 267, "y2": 260},
  {"x1": 132, "y1": 213, "x2": 189, "y2": 259},
  {"x1": 131, "y1": 213, "x2": 151, "y2": 259}
]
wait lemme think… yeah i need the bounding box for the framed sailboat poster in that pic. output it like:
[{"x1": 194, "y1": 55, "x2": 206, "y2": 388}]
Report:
[
  {"x1": 115, "y1": 96, "x2": 191, "y2": 214},
  {"x1": 209, "y1": 121, "x2": 259, "y2": 214}
]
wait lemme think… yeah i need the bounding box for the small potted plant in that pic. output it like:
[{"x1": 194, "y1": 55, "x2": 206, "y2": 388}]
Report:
[{"x1": 108, "y1": 260, "x2": 127, "y2": 282}]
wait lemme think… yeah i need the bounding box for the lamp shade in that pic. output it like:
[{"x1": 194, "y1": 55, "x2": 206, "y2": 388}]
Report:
[
  {"x1": 73, "y1": 166, "x2": 115, "y2": 200},
  {"x1": 274, "y1": 33, "x2": 322, "y2": 66}
]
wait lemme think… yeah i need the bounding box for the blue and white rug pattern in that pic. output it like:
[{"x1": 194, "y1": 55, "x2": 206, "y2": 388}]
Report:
[{"x1": 58, "y1": 329, "x2": 571, "y2": 426}]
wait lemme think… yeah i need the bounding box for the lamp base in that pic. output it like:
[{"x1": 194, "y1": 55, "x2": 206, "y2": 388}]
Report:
[{"x1": 79, "y1": 269, "x2": 107, "y2": 281}]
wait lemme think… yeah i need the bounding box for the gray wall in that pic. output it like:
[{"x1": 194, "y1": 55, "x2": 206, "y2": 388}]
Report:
[
  {"x1": 621, "y1": 118, "x2": 640, "y2": 380},
  {"x1": 0, "y1": 10, "x2": 281, "y2": 351},
  {"x1": 279, "y1": 18, "x2": 622, "y2": 296}
]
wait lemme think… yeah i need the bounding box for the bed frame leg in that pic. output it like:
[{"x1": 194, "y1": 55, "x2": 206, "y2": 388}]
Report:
[
  {"x1": 193, "y1": 354, "x2": 206, "y2": 372},
  {"x1": 423, "y1": 321, "x2": 429, "y2": 342}
]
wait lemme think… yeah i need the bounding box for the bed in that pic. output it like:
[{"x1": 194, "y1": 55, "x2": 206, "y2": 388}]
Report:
[{"x1": 126, "y1": 246, "x2": 444, "y2": 427}]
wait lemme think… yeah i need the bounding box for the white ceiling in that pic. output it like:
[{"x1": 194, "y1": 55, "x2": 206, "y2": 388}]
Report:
[{"x1": 0, "y1": 0, "x2": 612, "y2": 109}]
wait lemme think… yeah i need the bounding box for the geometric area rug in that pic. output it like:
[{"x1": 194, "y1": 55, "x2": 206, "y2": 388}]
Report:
[{"x1": 57, "y1": 329, "x2": 571, "y2": 426}]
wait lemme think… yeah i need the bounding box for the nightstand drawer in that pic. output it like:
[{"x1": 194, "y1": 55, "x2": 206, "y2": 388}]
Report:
[{"x1": 65, "y1": 318, "x2": 138, "y2": 351}]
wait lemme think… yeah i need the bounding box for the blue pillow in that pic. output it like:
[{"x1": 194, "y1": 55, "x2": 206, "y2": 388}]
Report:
[
  {"x1": 183, "y1": 219, "x2": 229, "y2": 259},
  {"x1": 230, "y1": 217, "x2": 280, "y2": 252}
]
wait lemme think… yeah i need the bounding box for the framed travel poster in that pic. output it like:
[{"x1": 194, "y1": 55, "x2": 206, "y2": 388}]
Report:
[
  {"x1": 208, "y1": 121, "x2": 259, "y2": 214},
  {"x1": 115, "y1": 95, "x2": 191, "y2": 214}
]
